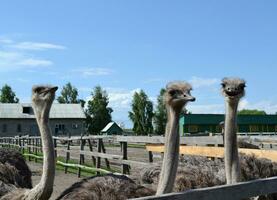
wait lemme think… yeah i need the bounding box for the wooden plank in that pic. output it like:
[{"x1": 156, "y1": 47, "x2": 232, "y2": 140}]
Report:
[
  {"x1": 78, "y1": 138, "x2": 85, "y2": 177},
  {"x1": 79, "y1": 150, "x2": 123, "y2": 160},
  {"x1": 100, "y1": 139, "x2": 110, "y2": 169},
  {"x1": 146, "y1": 145, "x2": 277, "y2": 161},
  {"x1": 53, "y1": 135, "x2": 113, "y2": 141},
  {"x1": 132, "y1": 176, "x2": 277, "y2": 200},
  {"x1": 87, "y1": 139, "x2": 96, "y2": 166},
  {"x1": 116, "y1": 136, "x2": 223, "y2": 145},
  {"x1": 122, "y1": 160, "x2": 153, "y2": 167},
  {"x1": 64, "y1": 141, "x2": 71, "y2": 174},
  {"x1": 121, "y1": 142, "x2": 129, "y2": 174},
  {"x1": 96, "y1": 139, "x2": 102, "y2": 175}
]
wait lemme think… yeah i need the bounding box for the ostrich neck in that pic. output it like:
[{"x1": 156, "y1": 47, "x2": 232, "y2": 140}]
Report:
[
  {"x1": 224, "y1": 98, "x2": 240, "y2": 184},
  {"x1": 27, "y1": 109, "x2": 55, "y2": 200},
  {"x1": 156, "y1": 106, "x2": 180, "y2": 195}
]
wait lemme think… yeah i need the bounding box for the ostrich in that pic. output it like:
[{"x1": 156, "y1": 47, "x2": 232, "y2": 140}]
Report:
[
  {"x1": 0, "y1": 85, "x2": 57, "y2": 200},
  {"x1": 56, "y1": 81, "x2": 195, "y2": 200},
  {"x1": 0, "y1": 148, "x2": 32, "y2": 197},
  {"x1": 221, "y1": 77, "x2": 246, "y2": 184}
]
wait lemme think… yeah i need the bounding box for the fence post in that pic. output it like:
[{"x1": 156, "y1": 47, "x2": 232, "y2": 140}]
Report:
[
  {"x1": 28, "y1": 136, "x2": 31, "y2": 161},
  {"x1": 148, "y1": 151, "x2": 153, "y2": 163},
  {"x1": 87, "y1": 139, "x2": 96, "y2": 166},
  {"x1": 35, "y1": 138, "x2": 38, "y2": 162},
  {"x1": 78, "y1": 137, "x2": 85, "y2": 178},
  {"x1": 121, "y1": 141, "x2": 129, "y2": 174},
  {"x1": 64, "y1": 140, "x2": 71, "y2": 174},
  {"x1": 19, "y1": 136, "x2": 22, "y2": 153},
  {"x1": 100, "y1": 140, "x2": 110, "y2": 169},
  {"x1": 96, "y1": 138, "x2": 102, "y2": 175},
  {"x1": 53, "y1": 138, "x2": 57, "y2": 158}
]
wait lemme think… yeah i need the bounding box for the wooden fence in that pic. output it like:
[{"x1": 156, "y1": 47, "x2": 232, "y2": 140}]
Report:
[
  {"x1": 0, "y1": 135, "x2": 152, "y2": 177},
  {"x1": 1, "y1": 135, "x2": 277, "y2": 199}
]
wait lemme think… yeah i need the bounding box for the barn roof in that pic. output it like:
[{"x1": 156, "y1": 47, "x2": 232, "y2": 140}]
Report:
[
  {"x1": 0, "y1": 103, "x2": 86, "y2": 119},
  {"x1": 101, "y1": 122, "x2": 123, "y2": 133}
]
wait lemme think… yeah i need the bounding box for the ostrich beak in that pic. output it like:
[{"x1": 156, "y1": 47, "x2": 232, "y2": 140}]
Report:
[
  {"x1": 50, "y1": 86, "x2": 58, "y2": 92},
  {"x1": 41, "y1": 86, "x2": 58, "y2": 94},
  {"x1": 187, "y1": 96, "x2": 196, "y2": 102}
]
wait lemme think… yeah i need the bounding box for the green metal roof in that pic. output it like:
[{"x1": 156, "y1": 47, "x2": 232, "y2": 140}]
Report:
[{"x1": 182, "y1": 114, "x2": 277, "y2": 125}]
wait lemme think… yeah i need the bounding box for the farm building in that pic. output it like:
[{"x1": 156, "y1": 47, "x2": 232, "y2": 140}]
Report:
[
  {"x1": 101, "y1": 122, "x2": 123, "y2": 135},
  {"x1": 179, "y1": 114, "x2": 277, "y2": 135},
  {"x1": 0, "y1": 103, "x2": 86, "y2": 137}
]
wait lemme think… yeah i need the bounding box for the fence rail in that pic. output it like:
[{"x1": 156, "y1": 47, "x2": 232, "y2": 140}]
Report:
[
  {"x1": 2, "y1": 135, "x2": 277, "y2": 199},
  {"x1": 0, "y1": 135, "x2": 153, "y2": 177},
  {"x1": 133, "y1": 176, "x2": 277, "y2": 200}
]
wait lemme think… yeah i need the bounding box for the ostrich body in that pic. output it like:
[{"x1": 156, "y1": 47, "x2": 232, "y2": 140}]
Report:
[
  {"x1": 0, "y1": 85, "x2": 57, "y2": 200},
  {"x1": 221, "y1": 78, "x2": 245, "y2": 184},
  {"x1": 0, "y1": 148, "x2": 32, "y2": 189},
  {"x1": 56, "y1": 81, "x2": 195, "y2": 199}
]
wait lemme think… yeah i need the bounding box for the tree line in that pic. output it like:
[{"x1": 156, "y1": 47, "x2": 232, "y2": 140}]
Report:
[{"x1": 0, "y1": 83, "x2": 269, "y2": 135}]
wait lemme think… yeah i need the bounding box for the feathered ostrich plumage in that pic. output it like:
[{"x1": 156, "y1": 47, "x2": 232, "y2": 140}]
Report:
[
  {"x1": 0, "y1": 148, "x2": 32, "y2": 189},
  {"x1": 0, "y1": 148, "x2": 32, "y2": 197},
  {"x1": 56, "y1": 81, "x2": 196, "y2": 200},
  {"x1": 221, "y1": 77, "x2": 246, "y2": 184},
  {"x1": 0, "y1": 85, "x2": 57, "y2": 200},
  {"x1": 141, "y1": 154, "x2": 277, "y2": 199}
]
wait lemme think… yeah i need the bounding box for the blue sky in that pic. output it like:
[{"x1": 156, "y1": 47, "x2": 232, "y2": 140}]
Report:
[{"x1": 0, "y1": 1, "x2": 277, "y2": 127}]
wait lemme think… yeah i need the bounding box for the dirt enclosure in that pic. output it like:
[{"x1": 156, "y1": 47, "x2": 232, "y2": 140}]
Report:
[{"x1": 29, "y1": 146, "x2": 156, "y2": 199}]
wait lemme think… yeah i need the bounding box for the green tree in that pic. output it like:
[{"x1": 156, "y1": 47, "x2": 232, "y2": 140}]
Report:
[
  {"x1": 0, "y1": 84, "x2": 19, "y2": 103},
  {"x1": 153, "y1": 88, "x2": 167, "y2": 135},
  {"x1": 57, "y1": 82, "x2": 85, "y2": 107},
  {"x1": 129, "y1": 90, "x2": 154, "y2": 135},
  {"x1": 238, "y1": 109, "x2": 267, "y2": 115},
  {"x1": 86, "y1": 86, "x2": 113, "y2": 134}
]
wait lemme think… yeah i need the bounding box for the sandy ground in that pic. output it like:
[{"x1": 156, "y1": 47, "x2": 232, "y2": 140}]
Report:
[
  {"x1": 29, "y1": 161, "x2": 82, "y2": 200},
  {"x1": 28, "y1": 146, "x2": 156, "y2": 199}
]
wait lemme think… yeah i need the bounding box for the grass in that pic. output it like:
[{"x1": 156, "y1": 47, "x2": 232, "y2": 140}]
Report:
[{"x1": 23, "y1": 151, "x2": 120, "y2": 178}]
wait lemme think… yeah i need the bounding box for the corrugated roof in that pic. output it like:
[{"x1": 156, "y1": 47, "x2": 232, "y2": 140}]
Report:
[
  {"x1": 182, "y1": 114, "x2": 277, "y2": 125},
  {"x1": 0, "y1": 103, "x2": 86, "y2": 119},
  {"x1": 101, "y1": 122, "x2": 115, "y2": 132}
]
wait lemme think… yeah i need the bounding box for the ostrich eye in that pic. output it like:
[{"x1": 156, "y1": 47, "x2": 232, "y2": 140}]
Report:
[
  {"x1": 169, "y1": 90, "x2": 177, "y2": 96},
  {"x1": 239, "y1": 84, "x2": 246, "y2": 89},
  {"x1": 34, "y1": 87, "x2": 44, "y2": 93}
]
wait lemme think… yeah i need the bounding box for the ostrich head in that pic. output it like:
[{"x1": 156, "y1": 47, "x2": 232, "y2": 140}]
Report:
[
  {"x1": 164, "y1": 81, "x2": 195, "y2": 111},
  {"x1": 221, "y1": 78, "x2": 246, "y2": 101},
  {"x1": 32, "y1": 85, "x2": 58, "y2": 118}
]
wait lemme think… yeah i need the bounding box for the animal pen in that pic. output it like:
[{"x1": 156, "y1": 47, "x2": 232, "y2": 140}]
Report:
[{"x1": 1, "y1": 135, "x2": 277, "y2": 199}]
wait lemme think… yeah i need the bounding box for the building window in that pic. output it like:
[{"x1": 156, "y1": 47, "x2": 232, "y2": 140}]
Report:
[
  {"x1": 215, "y1": 125, "x2": 221, "y2": 133},
  {"x1": 250, "y1": 125, "x2": 259, "y2": 132},
  {"x1": 17, "y1": 124, "x2": 22, "y2": 133},
  {"x1": 2, "y1": 124, "x2": 7, "y2": 133},
  {"x1": 72, "y1": 124, "x2": 78, "y2": 129},
  {"x1": 23, "y1": 106, "x2": 32, "y2": 114},
  {"x1": 188, "y1": 125, "x2": 198, "y2": 133},
  {"x1": 55, "y1": 124, "x2": 66, "y2": 135}
]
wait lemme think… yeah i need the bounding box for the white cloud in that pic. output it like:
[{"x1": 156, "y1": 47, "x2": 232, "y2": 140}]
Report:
[
  {"x1": 0, "y1": 39, "x2": 14, "y2": 44},
  {"x1": 143, "y1": 78, "x2": 163, "y2": 84},
  {"x1": 73, "y1": 68, "x2": 113, "y2": 77},
  {"x1": 10, "y1": 42, "x2": 66, "y2": 51},
  {"x1": 16, "y1": 58, "x2": 52, "y2": 66},
  {"x1": 0, "y1": 51, "x2": 52, "y2": 70},
  {"x1": 188, "y1": 99, "x2": 277, "y2": 115},
  {"x1": 238, "y1": 98, "x2": 277, "y2": 114},
  {"x1": 106, "y1": 87, "x2": 141, "y2": 109},
  {"x1": 189, "y1": 76, "x2": 219, "y2": 89},
  {"x1": 187, "y1": 103, "x2": 224, "y2": 114}
]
